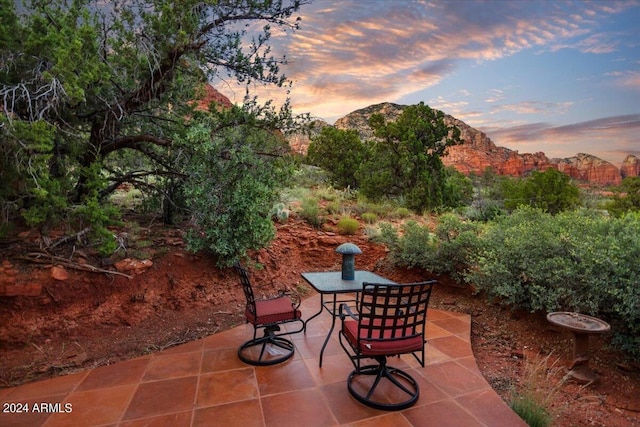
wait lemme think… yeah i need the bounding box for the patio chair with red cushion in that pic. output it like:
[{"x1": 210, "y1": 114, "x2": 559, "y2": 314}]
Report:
[
  {"x1": 236, "y1": 263, "x2": 304, "y2": 366},
  {"x1": 338, "y1": 281, "x2": 435, "y2": 410}
]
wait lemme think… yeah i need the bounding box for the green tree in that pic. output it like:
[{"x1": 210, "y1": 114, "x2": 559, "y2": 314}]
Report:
[
  {"x1": 356, "y1": 102, "x2": 461, "y2": 212},
  {"x1": 180, "y1": 107, "x2": 294, "y2": 267},
  {"x1": 443, "y1": 167, "x2": 474, "y2": 208},
  {"x1": 502, "y1": 168, "x2": 580, "y2": 214},
  {"x1": 1, "y1": 0, "x2": 309, "y2": 251},
  {"x1": 306, "y1": 127, "x2": 366, "y2": 188},
  {"x1": 606, "y1": 177, "x2": 640, "y2": 217}
]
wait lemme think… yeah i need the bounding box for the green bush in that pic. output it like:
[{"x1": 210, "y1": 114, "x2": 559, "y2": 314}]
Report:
[
  {"x1": 431, "y1": 213, "x2": 482, "y2": 281},
  {"x1": 306, "y1": 127, "x2": 367, "y2": 188},
  {"x1": 501, "y1": 169, "x2": 581, "y2": 214},
  {"x1": 300, "y1": 197, "x2": 323, "y2": 228},
  {"x1": 361, "y1": 212, "x2": 378, "y2": 224},
  {"x1": 390, "y1": 207, "x2": 412, "y2": 219},
  {"x1": 467, "y1": 207, "x2": 640, "y2": 358},
  {"x1": 375, "y1": 221, "x2": 435, "y2": 268},
  {"x1": 182, "y1": 121, "x2": 293, "y2": 267},
  {"x1": 377, "y1": 215, "x2": 481, "y2": 282},
  {"x1": 337, "y1": 217, "x2": 359, "y2": 235}
]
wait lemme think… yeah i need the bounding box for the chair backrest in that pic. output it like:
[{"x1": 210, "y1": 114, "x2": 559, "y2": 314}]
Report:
[
  {"x1": 236, "y1": 264, "x2": 256, "y2": 318},
  {"x1": 358, "y1": 281, "x2": 435, "y2": 344}
]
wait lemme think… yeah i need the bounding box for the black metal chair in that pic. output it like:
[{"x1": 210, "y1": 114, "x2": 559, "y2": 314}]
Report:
[
  {"x1": 236, "y1": 264, "x2": 304, "y2": 366},
  {"x1": 338, "y1": 281, "x2": 435, "y2": 410}
]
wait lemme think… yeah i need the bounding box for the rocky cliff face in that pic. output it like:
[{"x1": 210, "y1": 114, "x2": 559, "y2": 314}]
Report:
[
  {"x1": 288, "y1": 119, "x2": 331, "y2": 154},
  {"x1": 193, "y1": 84, "x2": 233, "y2": 111},
  {"x1": 621, "y1": 155, "x2": 640, "y2": 178},
  {"x1": 294, "y1": 102, "x2": 635, "y2": 186}
]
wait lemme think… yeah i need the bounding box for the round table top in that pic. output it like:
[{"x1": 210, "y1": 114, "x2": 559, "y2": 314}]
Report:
[{"x1": 546, "y1": 311, "x2": 611, "y2": 334}]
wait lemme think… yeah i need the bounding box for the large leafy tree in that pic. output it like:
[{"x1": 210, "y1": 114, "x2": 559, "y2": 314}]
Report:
[
  {"x1": 180, "y1": 106, "x2": 295, "y2": 266},
  {"x1": 606, "y1": 176, "x2": 640, "y2": 217},
  {"x1": 502, "y1": 168, "x2": 581, "y2": 214},
  {"x1": 306, "y1": 127, "x2": 367, "y2": 188},
  {"x1": 356, "y1": 102, "x2": 461, "y2": 212},
  {"x1": 0, "y1": 0, "x2": 308, "y2": 254}
]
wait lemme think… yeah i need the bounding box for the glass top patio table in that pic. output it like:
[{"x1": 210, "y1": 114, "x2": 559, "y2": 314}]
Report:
[
  {"x1": 301, "y1": 270, "x2": 396, "y2": 367},
  {"x1": 301, "y1": 270, "x2": 396, "y2": 293}
]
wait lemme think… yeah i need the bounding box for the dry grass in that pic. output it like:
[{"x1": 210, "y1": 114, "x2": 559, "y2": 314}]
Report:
[{"x1": 510, "y1": 352, "x2": 569, "y2": 427}]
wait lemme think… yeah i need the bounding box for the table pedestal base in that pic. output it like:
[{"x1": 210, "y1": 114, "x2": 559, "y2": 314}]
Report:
[{"x1": 568, "y1": 332, "x2": 598, "y2": 384}]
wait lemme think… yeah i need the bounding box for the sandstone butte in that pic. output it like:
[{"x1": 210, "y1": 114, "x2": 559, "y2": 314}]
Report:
[{"x1": 200, "y1": 89, "x2": 637, "y2": 187}]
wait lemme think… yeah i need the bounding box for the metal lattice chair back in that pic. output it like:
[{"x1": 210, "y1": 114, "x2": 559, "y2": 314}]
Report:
[{"x1": 339, "y1": 280, "x2": 436, "y2": 410}]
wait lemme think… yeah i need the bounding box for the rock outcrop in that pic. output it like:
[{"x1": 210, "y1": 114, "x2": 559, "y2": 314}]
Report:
[
  {"x1": 193, "y1": 84, "x2": 233, "y2": 111},
  {"x1": 293, "y1": 102, "x2": 634, "y2": 186},
  {"x1": 621, "y1": 155, "x2": 640, "y2": 178},
  {"x1": 288, "y1": 119, "x2": 331, "y2": 154},
  {"x1": 195, "y1": 90, "x2": 636, "y2": 186}
]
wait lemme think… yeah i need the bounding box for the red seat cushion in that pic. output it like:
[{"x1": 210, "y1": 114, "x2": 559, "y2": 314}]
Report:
[
  {"x1": 343, "y1": 319, "x2": 423, "y2": 356},
  {"x1": 246, "y1": 296, "x2": 301, "y2": 325}
]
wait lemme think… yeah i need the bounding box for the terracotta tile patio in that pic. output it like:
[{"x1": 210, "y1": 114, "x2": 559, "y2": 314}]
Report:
[{"x1": 1, "y1": 294, "x2": 526, "y2": 426}]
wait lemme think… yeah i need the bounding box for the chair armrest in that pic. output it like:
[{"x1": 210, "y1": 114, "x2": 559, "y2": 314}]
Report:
[
  {"x1": 339, "y1": 303, "x2": 359, "y2": 321},
  {"x1": 277, "y1": 288, "x2": 301, "y2": 309}
]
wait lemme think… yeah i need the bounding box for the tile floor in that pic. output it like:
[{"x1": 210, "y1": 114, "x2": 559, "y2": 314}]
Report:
[{"x1": 1, "y1": 294, "x2": 526, "y2": 427}]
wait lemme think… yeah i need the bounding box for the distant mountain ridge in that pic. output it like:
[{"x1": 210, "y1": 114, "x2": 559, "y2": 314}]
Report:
[{"x1": 294, "y1": 102, "x2": 639, "y2": 186}]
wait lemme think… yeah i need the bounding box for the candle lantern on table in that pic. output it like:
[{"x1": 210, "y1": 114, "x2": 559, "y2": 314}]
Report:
[{"x1": 335, "y1": 242, "x2": 362, "y2": 280}]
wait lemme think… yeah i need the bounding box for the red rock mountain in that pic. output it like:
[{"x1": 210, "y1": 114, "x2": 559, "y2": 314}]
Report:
[
  {"x1": 193, "y1": 84, "x2": 234, "y2": 111},
  {"x1": 203, "y1": 93, "x2": 636, "y2": 186},
  {"x1": 300, "y1": 102, "x2": 636, "y2": 186}
]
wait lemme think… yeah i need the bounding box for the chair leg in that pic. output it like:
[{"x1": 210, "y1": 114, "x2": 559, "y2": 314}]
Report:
[
  {"x1": 346, "y1": 357, "x2": 420, "y2": 411},
  {"x1": 238, "y1": 325, "x2": 295, "y2": 366}
]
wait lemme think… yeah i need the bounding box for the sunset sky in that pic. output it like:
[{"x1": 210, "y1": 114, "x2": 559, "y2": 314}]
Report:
[{"x1": 220, "y1": 0, "x2": 640, "y2": 165}]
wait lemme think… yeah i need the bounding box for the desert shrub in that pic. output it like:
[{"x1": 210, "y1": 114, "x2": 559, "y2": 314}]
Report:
[
  {"x1": 356, "y1": 199, "x2": 397, "y2": 217},
  {"x1": 374, "y1": 215, "x2": 481, "y2": 282},
  {"x1": 375, "y1": 221, "x2": 435, "y2": 268},
  {"x1": 361, "y1": 212, "x2": 378, "y2": 224},
  {"x1": 467, "y1": 207, "x2": 640, "y2": 358},
  {"x1": 306, "y1": 127, "x2": 367, "y2": 188},
  {"x1": 291, "y1": 165, "x2": 329, "y2": 188},
  {"x1": 300, "y1": 197, "x2": 323, "y2": 228},
  {"x1": 324, "y1": 200, "x2": 341, "y2": 215},
  {"x1": 443, "y1": 167, "x2": 474, "y2": 208},
  {"x1": 605, "y1": 176, "x2": 640, "y2": 217},
  {"x1": 314, "y1": 185, "x2": 341, "y2": 202},
  {"x1": 463, "y1": 199, "x2": 505, "y2": 222},
  {"x1": 501, "y1": 169, "x2": 581, "y2": 214},
  {"x1": 431, "y1": 213, "x2": 482, "y2": 281},
  {"x1": 337, "y1": 217, "x2": 359, "y2": 235},
  {"x1": 390, "y1": 207, "x2": 412, "y2": 219},
  {"x1": 182, "y1": 122, "x2": 293, "y2": 267}
]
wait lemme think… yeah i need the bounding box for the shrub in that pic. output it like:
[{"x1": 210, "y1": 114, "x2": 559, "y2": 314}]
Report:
[
  {"x1": 337, "y1": 217, "x2": 359, "y2": 235},
  {"x1": 182, "y1": 122, "x2": 292, "y2": 267},
  {"x1": 501, "y1": 169, "x2": 581, "y2": 214},
  {"x1": 431, "y1": 213, "x2": 482, "y2": 282},
  {"x1": 361, "y1": 212, "x2": 378, "y2": 224},
  {"x1": 375, "y1": 221, "x2": 435, "y2": 268},
  {"x1": 467, "y1": 207, "x2": 640, "y2": 358},
  {"x1": 391, "y1": 207, "x2": 412, "y2": 219},
  {"x1": 300, "y1": 197, "x2": 323, "y2": 228}
]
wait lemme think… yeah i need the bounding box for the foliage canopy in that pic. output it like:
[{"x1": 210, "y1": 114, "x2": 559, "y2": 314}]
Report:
[
  {"x1": 1, "y1": 0, "x2": 309, "y2": 260},
  {"x1": 501, "y1": 168, "x2": 581, "y2": 214},
  {"x1": 357, "y1": 102, "x2": 461, "y2": 212}
]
